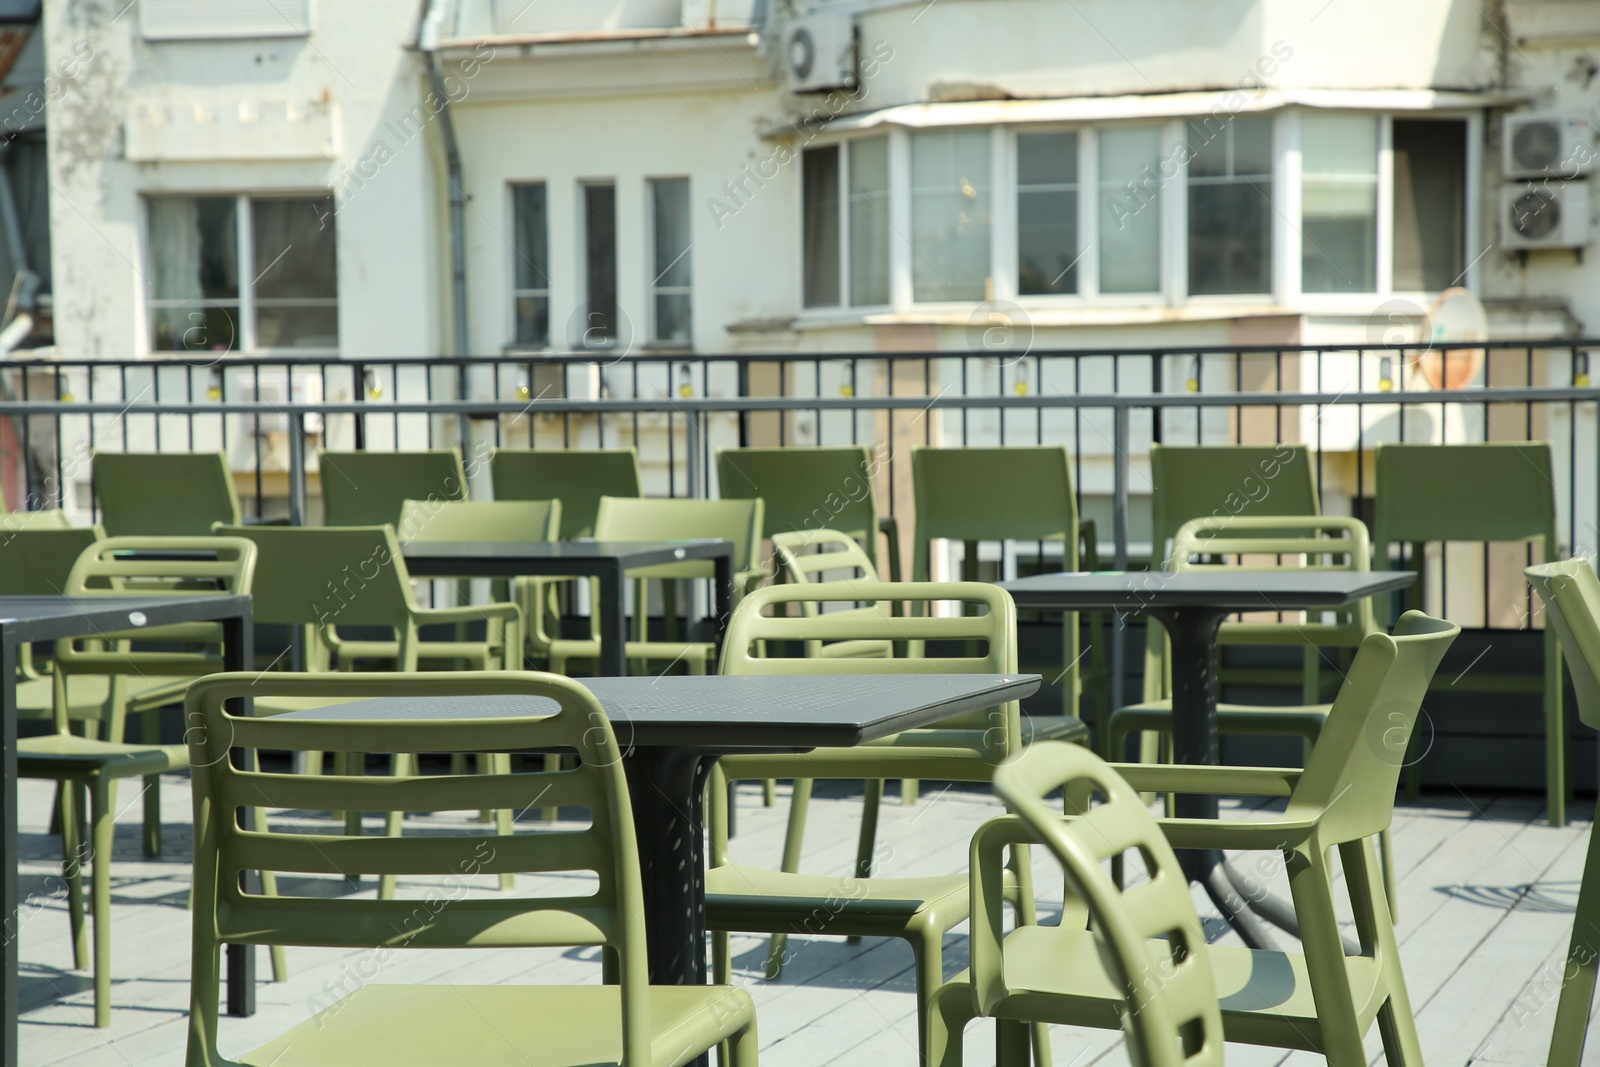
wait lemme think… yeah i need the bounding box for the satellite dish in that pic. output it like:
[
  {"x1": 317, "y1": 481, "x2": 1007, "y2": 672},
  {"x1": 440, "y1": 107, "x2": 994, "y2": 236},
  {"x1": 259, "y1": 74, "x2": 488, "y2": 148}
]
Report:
[{"x1": 1418, "y1": 287, "x2": 1487, "y2": 390}]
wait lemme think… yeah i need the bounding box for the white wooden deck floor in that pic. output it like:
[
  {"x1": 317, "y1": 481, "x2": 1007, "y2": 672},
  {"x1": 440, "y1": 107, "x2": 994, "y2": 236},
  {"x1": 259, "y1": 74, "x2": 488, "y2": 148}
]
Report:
[{"x1": 15, "y1": 772, "x2": 1600, "y2": 1067}]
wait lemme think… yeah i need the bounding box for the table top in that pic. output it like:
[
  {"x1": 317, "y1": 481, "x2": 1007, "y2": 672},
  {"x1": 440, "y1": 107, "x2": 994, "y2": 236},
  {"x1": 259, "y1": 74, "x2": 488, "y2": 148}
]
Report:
[
  {"x1": 999, "y1": 570, "x2": 1416, "y2": 612},
  {"x1": 0, "y1": 594, "x2": 252, "y2": 645},
  {"x1": 401, "y1": 539, "x2": 734, "y2": 575},
  {"x1": 269, "y1": 672, "x2": 1040, "y2": 751}
]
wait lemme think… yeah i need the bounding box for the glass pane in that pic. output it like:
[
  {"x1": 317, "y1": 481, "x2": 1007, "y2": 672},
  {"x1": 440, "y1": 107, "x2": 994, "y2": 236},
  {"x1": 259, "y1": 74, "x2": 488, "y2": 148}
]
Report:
[
  {"x1": 1392, "y1": 119, "x2": 1465, "y2": 291},
  {"x1": 148, "y1": 197, "x2": 238, "y2": 301},
  {"x1": 1301, "y1": 113, "x2": 1378, "y2": 293},
  {"x1": 1017, "y1": 132, "x2": 1079, "y2": 295},
  {"x1": 150, "y1": 304, "x2": 238, "y2": 354},
  {"x1": 1233, "y1": 115, "x2": 1273, "y2": 175},
  {"x1": 654, "y1": 293, "x2": 692, "y2": 345},
  {"x1": 255, "y1": 304, "x2": 339, "y2": 348},
  {"x1": 651, "y1": 178, "x2": 691, "y2": 288},
  {"x1": 512, "y1": 184, "x2": 548, "y2": 292},
  {"x1": 802, "y1": 146, "x2": 841, "y2": 307},
  {"x1": 1185, "y1": 118, "x2": 1229, "y2": 177},
  {"x1": 1099, "y1": 126, "x2": 1161, "y2": 293},
  {"x1": 910, "y1": 129, "x2": 991, "y2": 302},
  {"x1": 583, "y1": 183, "x2": 617, "y2": 343},
  {"x1": 251, "y1": 197, "x2": 337, "y2": 300},
  {"x1": 847, "y1": 136, "x2": 890, "y2": 306},
  {"x1": 514, "y1": 295, "x2": 549, "y2": 347},
  {"x1": 1187, "y1": 116, "x2": 1272, "y2": 295}
]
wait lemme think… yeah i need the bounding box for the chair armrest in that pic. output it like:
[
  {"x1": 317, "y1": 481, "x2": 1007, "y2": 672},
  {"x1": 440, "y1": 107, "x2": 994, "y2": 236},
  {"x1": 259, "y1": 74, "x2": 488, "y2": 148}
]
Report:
[
  {"x1": 1154, "y1": 815, "x2": 1321, "y2": 851},
  {"x1": 1077, "y1": 519, "x2": 1099, "y2": 571},
  {"x1": 1105, "y1": 762, "x2": 1302, "y2": 797},
  {"x1": 416, "y1": 602, "x2": 522, "y2": 626},
  {"x1": 969, "y1": 815, "x2": 1039, "y2": 1016}
]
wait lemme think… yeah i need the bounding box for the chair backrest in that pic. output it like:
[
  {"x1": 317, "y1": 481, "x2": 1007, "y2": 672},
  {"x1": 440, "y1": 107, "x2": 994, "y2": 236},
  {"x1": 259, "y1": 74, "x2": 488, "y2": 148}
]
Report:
[
  {"x1": 1150, "y1": 444, "x2": 1320, "y2": 563},
  {"x1": 995, "y1": 743, "x2": 1223, "y2": 1067},
  {"x1": 318, "y1": 449, "x2": 468, "y2": 528},
  {"x1": 718, "y1": 446, "x2": 879, "y2": 565},
  {"x1": 214, "y1": 524, "x2": 416, "y2": 629},
  {"x1": 593, "y1": 496, "x2": 765, "y2": 576},
  {"x1": 721, "y1": 579, "x2": 1019, "y2": 754},
  {"x1": 1170, "y1": 514, "x2": 1377, "y2": 645},
  {"x1": 771, "y1": 529, "x2": 877, "y2": 587},
  {"x1": 397, "y1": 499, "x2": 561, "y2": 544},
  {"x1": 1527, "y1": 559, "x2": 1600, "y2": 730},
  {"x1": 491, "y1": 448, "x2": 643, "y2": 540},
  {"x1": 0, "y1": 525, "x2": 104, "y2": 595},
  {"x1": 1286, "y1": 611, "x2": 1459, "y2": 838},
  {"x1": 910, "y1": 446, "x2": 1078, "y2": 579},
  {"x1": 183, "y1": 671, "x2": 650, "y2": 1067},
  {"x1": 1374, "y1": 442, "x2": 1557, "y2": 553},
  {"x1": 92, "y1": 451, "x2": 241, "y2": 536}
]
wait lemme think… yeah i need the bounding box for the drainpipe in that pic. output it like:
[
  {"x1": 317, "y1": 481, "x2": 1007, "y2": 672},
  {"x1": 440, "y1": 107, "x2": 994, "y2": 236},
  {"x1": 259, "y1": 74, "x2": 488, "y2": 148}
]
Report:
[{"x1": 419, "y1": 0, "x2": 481, "y2": 488}]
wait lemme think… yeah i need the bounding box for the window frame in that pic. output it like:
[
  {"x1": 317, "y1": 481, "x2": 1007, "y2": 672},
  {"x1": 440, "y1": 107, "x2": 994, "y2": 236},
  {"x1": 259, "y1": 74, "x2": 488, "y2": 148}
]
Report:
[
  {"x1": 646, "y1": 175, "x2": 694, "y2": 349},
  {"x1": 792, "y1": 106, "x2": 1482, "y2": 324},
  {"x1": 140, "y1": 189, "x2": 339, "y2": 357},
  {"x1": 507, "y1": 180, "x2": 552, "y2": 353}
]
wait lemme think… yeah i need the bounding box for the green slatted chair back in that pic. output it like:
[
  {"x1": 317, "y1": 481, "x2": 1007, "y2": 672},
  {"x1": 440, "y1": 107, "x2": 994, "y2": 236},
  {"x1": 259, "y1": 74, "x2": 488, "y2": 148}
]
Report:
[
  {"x1": 994, "y1": 743, "x2": 1223, "y2": 1067},
  {"x1": 1171, "y1": 514, "x2": 1377, "y2": 649},
  {"x1": 594, "y1": 496, "x2": 766, "y2": 593},
  {"x1": 721, "y1": 580, "x2": 1018, "y2": 753},
  {"x1": 398, "y1": 499, "x2": 560, "y2": 544},
  {"x1": 1528, "y1": 559, "x2": 1600, "y2": 730},
  {"x1": 1149, "y1": 444, "x2": 1319, "y2": 564},
  {"x1": 318, "y1": 450, "x2": 468, "y2": 528},
  {"x1": 718, "y1": 446, "x2": 880, "y2": 566},
  {"x1": 182, "y1": 671, "x2": 651, "y2": 1067},
  {"x1": 1285, "y1": 611, "x2": 1458, "y2": 839},
  {"x1": 92, "y1": 452, "x2": 242, "y2": 537},
  {"x1": 490, "y1": 448, "x2": 642, "y2": 540},
  {"x1": 1374, "y1": 442, "x2": 1558, "y2": 554},
  {"x1": 769, "y1": 529, "x2": 891, "y2": 658}
]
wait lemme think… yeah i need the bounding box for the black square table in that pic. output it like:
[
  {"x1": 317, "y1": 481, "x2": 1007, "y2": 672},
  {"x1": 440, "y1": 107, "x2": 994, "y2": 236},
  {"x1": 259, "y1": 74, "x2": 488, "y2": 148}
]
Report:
[
  {"x1": 999, "y1": 570, "x2": 1415, "y2": 947},
  {"x1": 272, "y1": 673, "x2": 1039, "y2": 989},
  {"x1": 0, "y1": 594, "x2": 253, "y2": 1067},
  {"x1": 400, "y1": 540, "x2": 736, "y2": 677}
]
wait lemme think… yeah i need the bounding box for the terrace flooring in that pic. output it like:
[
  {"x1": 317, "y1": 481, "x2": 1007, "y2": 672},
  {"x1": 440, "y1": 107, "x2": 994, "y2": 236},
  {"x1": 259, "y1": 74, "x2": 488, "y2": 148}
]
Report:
[{"x1": 15, "y1": 771, "x2": 1600, "y2": 1067}]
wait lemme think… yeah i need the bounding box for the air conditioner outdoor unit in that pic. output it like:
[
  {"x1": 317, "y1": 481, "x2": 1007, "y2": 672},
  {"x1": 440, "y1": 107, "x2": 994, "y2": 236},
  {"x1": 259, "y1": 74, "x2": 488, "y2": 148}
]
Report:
[
  {"x1": 782, "y1": 13, "x2": 855, "y2": 93},
  {"x1": 1502, "y1": 115, "x2": 1595, "y2": 178},
  {"x1": 1501, "y1": 180, "x2": 1591, "y2": 250}
]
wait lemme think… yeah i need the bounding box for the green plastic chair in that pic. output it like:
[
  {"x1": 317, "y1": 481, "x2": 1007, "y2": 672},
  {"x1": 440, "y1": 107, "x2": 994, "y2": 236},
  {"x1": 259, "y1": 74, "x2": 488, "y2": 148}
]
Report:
[
  {"x1": 932, "y1": 610, "x2": 1458, "y2": 1067},
  {"x1": 1107, "y1": 515, "x2": 1397, "y2": 910},
  {"x1": 16, "y1": 535, "x2": 284, "y2": 1026},
  {"x1": 534, "y1": 495, "x2": 765, "y2": 677},
  {"x1": 928, "y1": 742, "x2": 1225, "y2": 1067},
  {"x1": 718, "y1": 445, "x2": 901, "y2": 580},
  {"x1": 490, "y1": 447, "x2": 642, "y2": 539},
  {"x1": 1144, "y1": 444, "x2": 1324, "y2": 702},
  {"x1": 1374, "y1": 441, "x2": 1566, "y2": 824},
  {"x1": 318, "y1": 449, "x2": 468, "y2": 528},
  {"x1": 1525, "y1": 558, "x2": 1600, "y2": 1067},
  {"x1": 182, "y1": 670, "x2": 759, "y2": 1067},
  {"x1": 92, "y1": 451, "x2": 242, "y2": 536},
  {"x1": 708, "y1": 579, "x2": 1050, "y2": 1067},
  {"x1": 911, "y1": 445, "x2": 1108, "y2": 725},
  {"x1": 216, "y1": 523, "x2": 522, "y2": 675},
  {"x1": 0, "y1": 508, "x2": 75, "y2": 531}
]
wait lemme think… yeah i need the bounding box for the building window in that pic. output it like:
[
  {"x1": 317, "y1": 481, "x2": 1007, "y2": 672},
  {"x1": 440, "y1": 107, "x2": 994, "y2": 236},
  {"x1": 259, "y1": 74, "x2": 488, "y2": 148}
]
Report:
[
  {"x1": 1187, "y1": 114, "x2": 1272, "y2": 295},
  {"x1": 910, "y1": 129, "x2": 991, "y2": 302},
  {"x1": 1016, "y1": 131, "x2": 1079, "y2": 295},
  {"x1": 581, "y1": 182, "x2": 618, "y2": 347},
  {"x1": 511, "y1": 184, "x2": 549, "y2": 348},
  {"x1": 1392, "y1": 119, "x2": 1466, "y2": 292},
  {"x1": 1098, "y1": 126, "x2": 1162, "y2": 294},
  {"x1": 1301, "y1": 113, "x2": 1378, "y2": 293},
  {"x1": 847, "y1": 136, "x2": 891, "y2": 306},
  {"x1": 146, "y1": 193, "x2": 337, "y2": 354},
  {"x1": 650, "y1": 177, "x2": 692, "y2": 344},
  {"x1": 802, "y1": 147, "x2": 841, "y2": 307}
]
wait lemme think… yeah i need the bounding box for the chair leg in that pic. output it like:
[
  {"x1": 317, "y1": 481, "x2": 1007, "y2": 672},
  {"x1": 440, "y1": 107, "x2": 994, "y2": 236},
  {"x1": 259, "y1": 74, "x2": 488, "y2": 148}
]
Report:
[
  {"x1": 996, "y1": 1019, "x2": 1031, "y2": 1067},
  {"x1": 493, "y1": 753, "x2": 514, "y2": 890},
  {"x1": 724, "y1": 1017, "x2": 760, "y2": 1067},
  {"x1": 378, "y1": 753, "x2": 413, "y2": 901},
  {"x1": 141, "y1": 709, "x2": 163, "y2": 857},
  {"x1": 901, "y1": 778, "x2": 919, "y2": 806},
  {"x1": 762, "y1": 779, "x2": 776, "y2": 806},
  {"x1": 1547, "y1": 806, "x2": 1600, "y2": 1067},
  {"x1": 927, "y1": 979, "x2": 976, "y2": 1067},
  {"x1": 60, "y1": 780, "x2": 88, "y2": 971},
  {"x1": 1546, "y1": 631, "x2": 1567, "y2": 827},
  {"x1": 844, "y1": 779, "x2": 885, "y2": 948},
  {"x1": 90, "y1": 777, "x2": 114, "y2": 1027},
  {"x1": 1380, "y1": 827, "x2": 1398, "y2": 923},
  {"x1": 912, "y1": 928, "x2": 944, "y2": 1067},
  {"x1": 541, "y1": 753, "x2": 562, "y2": 822},
  {"x1": 1286, "y1": 846, "x2": 1367, "y2": 1067},
  {"x1": 765, "y1": 777, "x2": 815, "y2": 979},
  {"x1": 252, "y1": 808, "x2": 290, "y2": 983}
]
